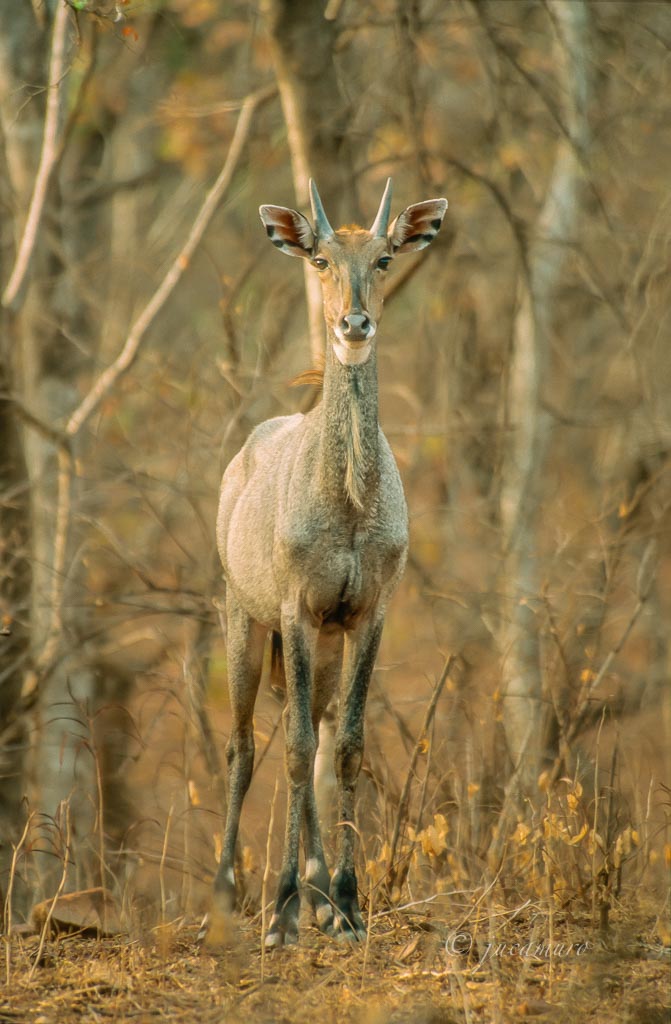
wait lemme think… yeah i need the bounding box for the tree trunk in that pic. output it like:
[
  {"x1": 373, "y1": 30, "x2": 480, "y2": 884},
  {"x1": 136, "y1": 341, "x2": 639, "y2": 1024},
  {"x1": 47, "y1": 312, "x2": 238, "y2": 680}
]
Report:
[
  {"x1": 499, "y1": 1, "x2": 591, "y2": 798},
  {"x1": 0, "y1": 4, "x2": 49, "y2": 909},
  {"x1": 262, "y1": 0, "x2": 357, "y2": 365},
  {"x1": 0, "y1": 8, "x2": 138, "y2": 901}
]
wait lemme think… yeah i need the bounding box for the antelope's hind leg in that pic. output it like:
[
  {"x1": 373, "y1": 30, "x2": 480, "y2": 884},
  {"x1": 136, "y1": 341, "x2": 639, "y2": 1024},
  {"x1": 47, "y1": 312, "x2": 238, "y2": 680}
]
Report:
[
  {"x1": 212, "y1": 591, "x2": 266, "y2": 918},
  {"x1": 265, "y1": 614, "x2": 318, "y2": 948},
  {"x1": 302, "y1": 632, "x2": 343, "y2": 937}
]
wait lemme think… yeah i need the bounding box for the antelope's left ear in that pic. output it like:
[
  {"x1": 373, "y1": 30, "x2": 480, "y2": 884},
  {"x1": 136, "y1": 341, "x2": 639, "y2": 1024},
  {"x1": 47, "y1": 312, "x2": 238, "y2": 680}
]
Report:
[
  {"x1": 259, "y1": 205, "x2": 315, "y2": 259},
  {"x1": 389, "y1": 198, "x2": 448, "y2": 255}
]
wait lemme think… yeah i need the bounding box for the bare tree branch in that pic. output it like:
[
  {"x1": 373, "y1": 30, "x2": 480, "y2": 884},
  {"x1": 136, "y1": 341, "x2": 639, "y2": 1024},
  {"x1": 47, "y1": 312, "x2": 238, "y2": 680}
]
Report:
[
  {"x1": 65, "y1": 83, "x2": 276, "y2": 440},
  {"x1": 34, "y1": 82, "x2": 277, "y2": 677},
  {"x1": 2, "y1": 4, "x2": 71, "y2": 312}
]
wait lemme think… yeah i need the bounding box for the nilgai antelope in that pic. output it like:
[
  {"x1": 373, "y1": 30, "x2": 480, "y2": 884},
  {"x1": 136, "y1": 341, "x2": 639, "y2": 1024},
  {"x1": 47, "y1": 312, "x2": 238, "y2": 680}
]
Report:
[{"x1": 213, "y1": 179, "x2": 447, "y2": 947}]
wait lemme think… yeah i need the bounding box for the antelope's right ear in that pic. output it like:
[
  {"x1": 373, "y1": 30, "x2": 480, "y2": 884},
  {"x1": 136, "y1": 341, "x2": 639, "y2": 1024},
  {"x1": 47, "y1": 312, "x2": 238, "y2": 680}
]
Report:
[{"x1": 259, "y1": 205, "x2": 315, "y2": 259}]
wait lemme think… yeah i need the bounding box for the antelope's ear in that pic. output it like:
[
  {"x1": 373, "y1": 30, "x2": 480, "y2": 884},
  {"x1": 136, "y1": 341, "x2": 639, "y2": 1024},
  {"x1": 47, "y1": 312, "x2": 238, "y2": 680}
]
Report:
[
  {"x1": 259, "y1": 205, "x2": 315, "y2": 258},
  {"x1": 388, "y1": 198, "x2": 448, "y2": 255}
]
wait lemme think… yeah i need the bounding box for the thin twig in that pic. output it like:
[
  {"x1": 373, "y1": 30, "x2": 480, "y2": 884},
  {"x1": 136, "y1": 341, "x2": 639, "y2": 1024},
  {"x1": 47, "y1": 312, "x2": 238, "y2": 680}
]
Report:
[
  {"x1": 387, "y1": 655, "x2": 454, "y2": 886},
  {"x1": 2, "y1": 4, "x2": 71, "y2": 310},
  {"x1": 159, "y1": 804, "x2": 174, "y2": 926},
  {"x1": 4, "y1": 813, "x2": 34, "y2": 986}
]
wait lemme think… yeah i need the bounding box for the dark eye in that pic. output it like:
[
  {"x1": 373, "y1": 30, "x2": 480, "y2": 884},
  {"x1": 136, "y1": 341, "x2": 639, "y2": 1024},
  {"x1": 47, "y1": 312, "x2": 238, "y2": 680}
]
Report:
[
  {"x1": 313, "y1": 257, "x2": 329, "y2": 271},
  {"x1": 377, "y1": 256, "x2": 392, "y2": 271}
]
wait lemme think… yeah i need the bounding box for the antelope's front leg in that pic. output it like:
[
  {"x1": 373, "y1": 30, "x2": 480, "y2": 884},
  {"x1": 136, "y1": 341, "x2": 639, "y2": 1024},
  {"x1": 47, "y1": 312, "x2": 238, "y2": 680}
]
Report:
[
  {"x1": 331, "y1": 616, "x2": 384, "y2": 941},
  {"x1": 266, "y1": 614, "x2": 318, "y2": 948}
]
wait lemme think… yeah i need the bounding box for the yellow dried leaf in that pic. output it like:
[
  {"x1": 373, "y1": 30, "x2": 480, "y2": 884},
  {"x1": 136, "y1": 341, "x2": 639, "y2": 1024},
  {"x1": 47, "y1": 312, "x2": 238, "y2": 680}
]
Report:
[
  {"x1": 566, "y1": 781, "x2": 582, "y2": 812},
  {"x1": 569, "y1": 823, "x2": 588, "y2": 846},
  {"x1": 419, "y1": 829, "x2": 439, "y2": 858},
  {"x1": 513, "y1": 822, "x2": 532, "y2": 846},
  {"x1": 397, "y1": 933, "x2": 422, "y2": 962},
  {"x1": 434, "y1": 813, "x2": 449, "y2": 836},
  {"x1": 418, "y1": 815, "x2": 449, "y2": 858},
  {"x1": 188, "y1": 779, "x2": 201, "y2": 807}
]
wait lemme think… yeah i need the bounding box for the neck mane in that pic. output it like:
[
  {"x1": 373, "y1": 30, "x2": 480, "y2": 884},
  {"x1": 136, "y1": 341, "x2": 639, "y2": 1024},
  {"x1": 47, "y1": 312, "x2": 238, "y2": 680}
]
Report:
[{"x1": 317, "y1": 333, "x2": 380, "y2": 511}]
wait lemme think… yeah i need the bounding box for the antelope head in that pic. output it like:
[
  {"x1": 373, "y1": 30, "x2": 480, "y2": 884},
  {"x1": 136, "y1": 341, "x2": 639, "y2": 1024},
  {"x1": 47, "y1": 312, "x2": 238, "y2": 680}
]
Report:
[{"x1": 260, "y1": 179, "x2": 448, "y2": 366}]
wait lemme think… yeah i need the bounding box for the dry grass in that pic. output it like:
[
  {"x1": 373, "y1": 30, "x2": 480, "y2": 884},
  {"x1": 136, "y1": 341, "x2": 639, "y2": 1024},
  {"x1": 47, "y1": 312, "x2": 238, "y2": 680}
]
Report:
[
  {"x1": 1, "y1": 898, "x2": 669, "y2": 1024},
  {"x1": 3, "y1": 637, "x2": 668, "y2": 1023}
]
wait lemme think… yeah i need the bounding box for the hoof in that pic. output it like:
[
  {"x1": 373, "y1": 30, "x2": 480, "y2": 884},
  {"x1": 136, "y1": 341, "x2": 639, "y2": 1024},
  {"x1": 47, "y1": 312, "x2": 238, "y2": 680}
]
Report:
[
  {"x1": 200, "y1": 903, "x2": 240, "y2": 951},
  {"x1": 264, "y1": 913, "x2": 298, "y2": 949},
  {"x1": 314, "y1": 900, "x2": 336, "y2": 937},
  {"x1": 333, "y1": 909, "x2": 367, "y2": 943}
]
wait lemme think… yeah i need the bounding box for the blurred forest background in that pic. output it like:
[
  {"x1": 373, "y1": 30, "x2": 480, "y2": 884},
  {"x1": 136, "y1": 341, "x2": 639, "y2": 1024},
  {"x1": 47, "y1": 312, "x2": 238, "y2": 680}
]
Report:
[{"x1": 1, "y1": 0, "x2": 669, "y2": 944}]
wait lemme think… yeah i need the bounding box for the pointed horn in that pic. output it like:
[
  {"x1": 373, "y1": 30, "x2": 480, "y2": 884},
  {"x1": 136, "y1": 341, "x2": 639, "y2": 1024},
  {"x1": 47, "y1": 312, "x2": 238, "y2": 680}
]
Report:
[
  {"x1": 369, "y1": 177, "x2": 393, "y2": 237},
  {"x1": 309, "y1": 179, "x2": 335, "y2": 240}
]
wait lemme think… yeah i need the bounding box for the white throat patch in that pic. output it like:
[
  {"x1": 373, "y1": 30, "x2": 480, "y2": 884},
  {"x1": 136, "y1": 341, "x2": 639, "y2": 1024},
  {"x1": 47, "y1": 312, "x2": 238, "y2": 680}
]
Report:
[{"x1": 333, "y1": 324, "x2": 376, "y2": 366}]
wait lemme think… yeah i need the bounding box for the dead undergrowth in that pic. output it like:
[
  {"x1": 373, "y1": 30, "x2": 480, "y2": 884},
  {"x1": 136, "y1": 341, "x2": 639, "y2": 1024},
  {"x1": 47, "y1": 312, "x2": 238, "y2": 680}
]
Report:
[{"x1": 1, "y1": 895, "x2": 669, "y2": 1024}]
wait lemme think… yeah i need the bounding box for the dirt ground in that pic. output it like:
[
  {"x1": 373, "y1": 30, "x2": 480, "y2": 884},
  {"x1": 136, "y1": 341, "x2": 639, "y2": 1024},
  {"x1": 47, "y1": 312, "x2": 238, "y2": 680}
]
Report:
[{"x1": 2, "y1": 902, "x2": 669, "y2": 1024}]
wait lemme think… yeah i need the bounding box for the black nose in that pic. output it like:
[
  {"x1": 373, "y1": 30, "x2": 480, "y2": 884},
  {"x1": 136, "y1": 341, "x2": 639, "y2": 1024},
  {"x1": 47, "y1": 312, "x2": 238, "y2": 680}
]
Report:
[{"x1": 341, "y1": 313, "x2": 370, "y2": 340}]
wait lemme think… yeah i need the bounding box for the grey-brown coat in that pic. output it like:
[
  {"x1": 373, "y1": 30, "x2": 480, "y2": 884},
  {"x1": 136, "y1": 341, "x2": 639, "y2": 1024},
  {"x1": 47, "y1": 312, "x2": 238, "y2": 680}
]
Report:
[{"x1": 212, "y1": 179, "x2": 447, "y2": 946}]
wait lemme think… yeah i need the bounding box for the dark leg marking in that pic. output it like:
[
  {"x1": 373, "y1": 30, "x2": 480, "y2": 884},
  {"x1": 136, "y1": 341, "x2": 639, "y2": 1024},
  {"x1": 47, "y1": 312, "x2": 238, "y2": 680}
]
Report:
[
  {"x1": 331, "y1": 617, "x2": 384, "y2": 941},
  {"x1": 210, "y1": 594, "x2": 265, "y2": 936}
]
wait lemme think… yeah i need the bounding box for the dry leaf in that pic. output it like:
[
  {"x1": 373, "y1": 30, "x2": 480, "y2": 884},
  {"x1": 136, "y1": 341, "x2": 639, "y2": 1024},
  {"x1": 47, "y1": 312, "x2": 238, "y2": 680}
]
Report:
[{"x1": 31, "y1": 887, "x2": 123, "y2": 937}]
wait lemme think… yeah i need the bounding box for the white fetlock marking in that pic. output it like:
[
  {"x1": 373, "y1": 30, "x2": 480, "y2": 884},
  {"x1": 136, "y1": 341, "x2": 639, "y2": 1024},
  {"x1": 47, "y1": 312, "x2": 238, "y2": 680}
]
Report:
[
  {"x1": 316, "y1": 903, "x2": 333, "y2": 926},
  {"x1": 305, "y1": 857, "x2": 322, "y2": 881}
]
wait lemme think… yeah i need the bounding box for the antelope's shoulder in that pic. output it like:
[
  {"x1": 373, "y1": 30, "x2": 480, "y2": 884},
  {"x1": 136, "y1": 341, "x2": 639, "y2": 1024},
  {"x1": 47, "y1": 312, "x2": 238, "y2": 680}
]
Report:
[{"x1": 238, "y1": 413, "x2": 305, "y2": 473}]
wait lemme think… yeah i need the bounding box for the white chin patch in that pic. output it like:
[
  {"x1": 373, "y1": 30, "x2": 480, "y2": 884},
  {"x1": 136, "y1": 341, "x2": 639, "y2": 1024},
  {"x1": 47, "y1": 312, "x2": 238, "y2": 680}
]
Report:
[{"x1": 333, "y1": 325, "x2": 376, "y2": 366}]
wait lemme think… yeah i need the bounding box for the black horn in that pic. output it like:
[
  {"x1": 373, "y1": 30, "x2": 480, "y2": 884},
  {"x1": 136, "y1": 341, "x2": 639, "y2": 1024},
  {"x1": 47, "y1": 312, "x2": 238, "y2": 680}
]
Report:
[
  {"x1": 309, "y1": 179, "x2": 335, "y2": 241},
  {"x1": 369, "y1": 177, "x2": 393, "y2": 237}
]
